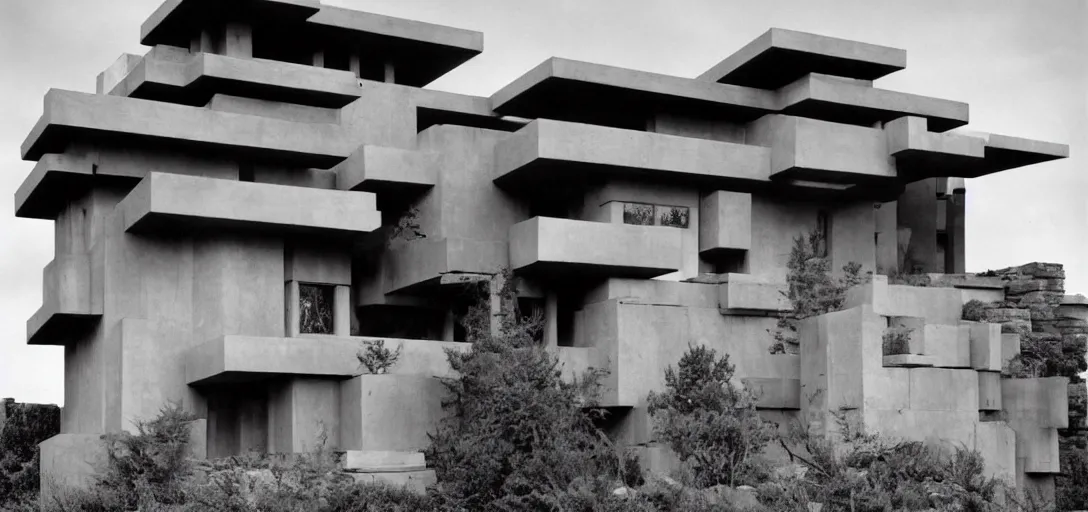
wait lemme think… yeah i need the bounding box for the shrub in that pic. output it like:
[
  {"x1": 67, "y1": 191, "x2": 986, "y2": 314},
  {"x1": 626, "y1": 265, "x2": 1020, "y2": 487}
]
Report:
[
  {"x1": 772, "y1": 230, "x2": 865, "y2": 353},
  {"x1": 1057, "y1": 448, "x2": 1088, "y2": 511},
  {"x1": 97, "y1": 402, "x2": 196, "y2": 509},
  {"x1": 0, "y1": 401, "x2": 60, "y2": 507},
  {"x1": 426, "y1": 268, "x2": 622, "y2": 510},
  {"x1": 647, "y1": 345, "x2": 773, "y2": 488},
  {"x1": 962, "y1": 299, "x2": 989, "y2": 321},
  {"x1": 882, "y1": 327, "x2": 913, "y2": 356},
  {"x1": 356, "y1": 339, "x2": 403, "y2": 375},
  {"x1": 885, "y1": 269, "x2": 932, "y2": 287}
]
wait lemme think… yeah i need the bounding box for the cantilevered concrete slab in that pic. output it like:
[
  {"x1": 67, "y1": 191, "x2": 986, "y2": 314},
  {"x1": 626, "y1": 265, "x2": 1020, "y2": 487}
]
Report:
[
  {"x1": 305, "y1": 6, "x2": 483, "y2": 87},
  {"x1": 747, "y1": 114, "x2": 896, "y2": 183},
  {"x1": 22, "y1": 90, "x2": 354, "y2": 167},
  {"x1": 111, "y1": 49, "x2": 363, "y2": 108},
  {"x1": 699, "y1": 28, "x2": 906, "y2": 89},
  {"x1": 15, "y1": 154, "x2": 102, "y2": 219},
  {"x1": 119, "y1": 172, "x2": 381, "y2": 237},
  {"x1": 27, "y1": 253, "x2": 102, "y2": 346},
  {"x1": 493, "y1": 119, "x2": 771, "y2": 191},
  {"x1": 491, "y1": 58, "x2": 776, "y2": 128},
  {"x1": 141, "y1": 0, "x2": 320, "y2": 48},
  {"x1": 778, "y1": 73, "x2": 969, "y2": 132},
  {"x1": 334, "y1": 146, "x2": 437, "y2": 194},
  {"x1": 509, "y1": 217, "x2": 683, "y2": 279}
]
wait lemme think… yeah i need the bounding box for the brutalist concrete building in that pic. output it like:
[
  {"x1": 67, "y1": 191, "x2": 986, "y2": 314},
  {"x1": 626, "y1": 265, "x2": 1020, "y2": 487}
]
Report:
[{"x1": 17, "y1": 0, "x2": 1073, "y2": 496}]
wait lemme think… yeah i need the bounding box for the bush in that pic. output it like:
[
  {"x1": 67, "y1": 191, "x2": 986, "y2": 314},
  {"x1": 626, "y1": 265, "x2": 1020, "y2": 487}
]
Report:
[
  {"x1": 426, "y1": 269, "x2": 623, "y2": 510},
  {"x1": 0, "y1": 401, "x2": 60, "y2": 507},
  {"x1": 356, "y1": 339, "x2": 403, "y2": 375},
  {"x1": 882, "y1": 327, "x2": 913, "y2": 355},
  {"x1": 772, "y1": 230, "x2": 865, "y2": 353},
  {"x1": 1057, "y1": 448, "x2": 1088, "y2": 511},
  {"x1": 647, "y1": 345, "x2": 773, "y2": 488},
  {"x1": 962, "y1": 299, "x2": 989, "y2": 322}
]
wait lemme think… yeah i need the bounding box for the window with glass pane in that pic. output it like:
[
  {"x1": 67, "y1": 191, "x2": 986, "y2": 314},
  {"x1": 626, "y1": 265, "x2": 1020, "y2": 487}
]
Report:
[
  {"x1": 656, "y1": 205, "x2": 690, "y2": 228},
  {"x1": 299, "y1": 284, "x2": 335, "y2": 334},
  {"x1": 623, "y1": 203, "x2": 655, "y2": 226}
]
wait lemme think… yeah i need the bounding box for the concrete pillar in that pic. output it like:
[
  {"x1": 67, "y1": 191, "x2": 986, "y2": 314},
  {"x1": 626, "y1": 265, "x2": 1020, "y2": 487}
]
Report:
[
  {"x1": 334, "y1": 285, "x2": 351, "y2": 336},
  {"x1": 442, "y1": 309, "x2": 456, "y2": 341},
  {"x1": 268, "y1": 378, "x2": 340, "y2": 453},
  {"x1": 897, "y1": 178, "x2": 939, "y2": 273},
  {"x1": 222, "y1": 23, "x2": 253, "y2": 59},
  {"x1": 349, "y1": 54, "x2": 362, "y2": 78},
  {"x1": 190, "y1": 29, "x2": 214, "y2": 54},
  {"x1": 312, "y1": 51, "x2": 325, "y2": 68},
  {"x1": 544, "y1": 292, "x2": 558, "y2": 348},
  {"x1": 489, "y1": 274, "x2": 505, "y2": 338},
  {"x1": 383, "y1": 61, "x2": 395, "y2": 84},
  {"x1": 285, "y1": 280, "x2": 300, "y2": 337},
  {"x1": 945, "y1": 190, "x2": 966, "y2": 274},
  {"x1": 875, "y1": 201, "x2": 898, "y2": 274}
]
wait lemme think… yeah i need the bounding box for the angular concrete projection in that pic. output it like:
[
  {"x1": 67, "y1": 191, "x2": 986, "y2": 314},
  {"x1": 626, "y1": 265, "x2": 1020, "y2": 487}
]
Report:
[
  {"x1": 778, "y1": 73, "x2": 969, "y2": 132},
  {"x1": 717, "y1": 274, "x2": 790, "y2": 313},
  {"x1": 119, "y1": 173, "x2": 381, "y2": 237},
  {"x1": 698, "y1": 28, "x2": 906, "y2": 88},
  {"x1": 746, "y1": 114, "x2": 895, "y2": 183},
  {"x1": 380, "y1": 237, "x2": 509, "y2": 295},
  {"x1": 112, "y1": 50, "x2": 364, "y2": 108},
  {"x1": 491, "y1": 57, "x2": 776, "y2": 125},
  {"x1": 22, "y1": 90, "x2": 354, "y2": 167},
  {"x1": 699, "y1": 190, "x2": 752, "y2": 254},
  {"x1": 885, "y1": 116, "x2": 985, "y2": 178},
  {"x1": 15, "y1": 154, "x2": 99, "y2": 219},
  {"x1": 334, "y1": 145, "x2": 437, "y2": 193},
  {"x1": 141, "y1": 0, "x2": 321, "y2": 48},
  {"x1": 27, "y1": 253, "x2": 102, "y2": 346},
  {"x1": 493, "y1": 119, "x2": 771, "y2": 191},
  {"x1": 509, "y1": 217, "x2": 683, "y2": 278}
]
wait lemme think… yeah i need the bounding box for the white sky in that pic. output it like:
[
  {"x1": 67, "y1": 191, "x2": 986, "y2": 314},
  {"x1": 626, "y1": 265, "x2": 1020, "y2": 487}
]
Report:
[{"x1": 0, "y1": 0, "x2": 1085, "y2": 405}]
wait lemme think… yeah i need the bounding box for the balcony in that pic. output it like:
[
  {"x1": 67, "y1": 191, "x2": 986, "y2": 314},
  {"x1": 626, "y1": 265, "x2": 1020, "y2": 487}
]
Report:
[
  {"x1": 22, "y1": 90, "x2": 355, "y2": 168},
  {"x1": 27, "y1": 252, "x2": 102, "y2": 345},
  {"x1": 509, "y1": 217, "x2": 683, "y2": 279},
  {"x1": 15, "y1": 154, "x2": 98, "y2": 220},
  {"x1": 118, "y1": 173, "x2": 381, "y2": 238},
  {"x1": 334, "y1": 145, "x2": 437, "y2": 194},
  {"x1": 493, "y1": 119, "x2": 771, "y2": 192},
  {"x1": 747, "y1": 114, "x2": 895, "y2": 183}
]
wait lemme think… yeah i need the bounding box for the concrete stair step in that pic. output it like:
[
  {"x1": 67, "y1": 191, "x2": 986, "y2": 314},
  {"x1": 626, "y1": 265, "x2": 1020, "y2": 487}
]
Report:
[
  {"x1": 341, "y1": 450, "x2": 426, "y2": 473},
  {"x1": 348, "y1": 469, "x2": 437, "y2": 494}
]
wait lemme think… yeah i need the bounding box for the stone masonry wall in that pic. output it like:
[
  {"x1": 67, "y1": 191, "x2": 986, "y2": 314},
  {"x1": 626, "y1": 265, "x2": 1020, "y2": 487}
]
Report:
[{"x1": 982, "y1": 264, "x2": 1088, "y2": 469}]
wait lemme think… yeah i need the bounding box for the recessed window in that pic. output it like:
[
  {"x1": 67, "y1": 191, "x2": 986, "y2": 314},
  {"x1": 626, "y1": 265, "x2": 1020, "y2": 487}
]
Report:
[
  {"x1": 622, "y1": 202, "x2": 689, "y2": 228},
  {"x1": 299, "y1": 284, "x2": 335, "y2": 334}
]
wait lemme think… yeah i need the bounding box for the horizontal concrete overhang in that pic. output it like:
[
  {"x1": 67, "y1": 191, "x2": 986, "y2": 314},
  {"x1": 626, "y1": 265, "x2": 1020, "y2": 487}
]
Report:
[
  {"x1": 112, "y1": 49, "x2": 362, "y2": 108},
  {"x1": 185, "y1": 334, "x2": 601, "y2": 385},
  {"x1": 493, "y1": 119, "x2": 771, "y2": 191},
  {"x1": 21, "y1": 90, "x2": 354, "y2": 167},
  {"x1": 380, "y1": 238, "x2": 508, "y2": 296},
  {"x1": 28, "y1": 252, "x2": 103, "y2": 346},
  {"x1": 118, "y1": 172, "x2": 381, "y2": 238},
  {"x1": 748, "y1": 114, "x2": 896, "y2": 184},
  {"x1": 334, "y1": 145, "x2": 437, "y2": 194},
  {"x1": 699, "y1": 28, "x2": 907, "y2": 89},
  {"x1": 305, "y1": 6, "x2": 483, "y2": 87},
  {"x1": 15, "y1": 154, "x2": 129, "y2": 220},
  {"x1": 490, "y1": 58, "x2": 777, "y2": 127},
  {"x1": 778, "y1": 74, "x2": 970, "y2": 132},
  {"x1": 509, "y1": 217, "x2": 683, "y2": 279},
  {"x1": 717, "y1": 273, "x2": 791, "y2": 314},
  {"x1": 141, "y1": 0, "x2": 320, "y2": 47},
  {"x1": 886, "y1": 117, "x2": 1069, "y2": 179}
]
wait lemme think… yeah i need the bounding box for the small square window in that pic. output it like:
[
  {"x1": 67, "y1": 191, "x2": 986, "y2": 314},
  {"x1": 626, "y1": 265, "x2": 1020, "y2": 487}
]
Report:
[
  {"x1": 299, "y1": 284, "x2": 335, "y2": 334},
  {"x1": 656, "y1": 205, "x2": 690, "y2": 228},
  {"x1": 623, "y1": 203, "x2": 655, "y2": 226}
]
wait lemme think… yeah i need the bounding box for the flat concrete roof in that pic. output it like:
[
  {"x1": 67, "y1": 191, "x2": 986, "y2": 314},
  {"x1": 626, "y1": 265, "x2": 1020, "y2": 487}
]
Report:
[
  {"x1": 490, "y1": 58, "x2": 777, "y2": 128},
  {"x1": 142, "y1": 0, "x2": 482, "y2": 87},
  {"x1": 698, "y1": 28, "x2": 907, "y2": 88},
  {"x1": 142, "y1": 0, "x2": 320, "y2": 47}
]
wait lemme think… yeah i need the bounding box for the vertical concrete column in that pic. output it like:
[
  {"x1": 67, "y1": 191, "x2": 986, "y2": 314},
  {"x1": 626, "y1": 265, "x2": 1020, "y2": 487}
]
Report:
[
  {"x1": 349, "y1": 54, "x2": 362, "y2": 78},
  {"x1": 222, "y1": 23, "x2": 253, "y2": 59},
  {"x1": 442, "y1": 310, "x2": 456, "y2": 341},
  {"x1": 312, "y1": 51, "x2": 325, "y2": 68},
  {"x1": 383, "y1": 61, "x2": 395, "y2": 84},
  {"x1": 190, "y1": 29, "x2": 214, "y2": 54},
  {"x1": 945, "y1": 190, "x2": 966, "y2": 274},
  {"x1": 544, "y1": 292, "x2": 559, "y2": 348},
  {"x1": 875, "y1": 201, "x2": 898, "y2": 274},
  {"x1": 896, "y1": 178, "x2": 939, "y2": 273},
  {"x1": 285, "y1": 281, "x2": 300, "y2": 337},
  {"x1": 334, "y1": 285, "x2": 351, "y2": 336},
  {"x1": 489, "y1": 274, "x2": 505, "y2": 337}
]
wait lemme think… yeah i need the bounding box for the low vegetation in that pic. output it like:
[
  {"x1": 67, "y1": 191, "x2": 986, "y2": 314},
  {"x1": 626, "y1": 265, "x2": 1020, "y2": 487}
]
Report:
[{"x1": 882, "y1": 326, "x2": 913, "y2": 356}]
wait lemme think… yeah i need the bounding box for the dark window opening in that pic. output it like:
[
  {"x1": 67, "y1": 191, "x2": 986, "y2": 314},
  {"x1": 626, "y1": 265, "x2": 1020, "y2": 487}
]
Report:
[
  {"x1": 707, "y1": 249, "x2": 748, "y2": 274},
  {"x1": 356, "y1": 305, "x2": 442, "y2": 341},
  {"x1": 239, "y1": 164, "x2": 254, "y2": 182},
  {"x1": 557, "y1": 299, "x2": 576, "y2": 347},
  {"x1": 656, "y1": 205, "x2": 690, "y2": 228},
  {"x1": 299, "y1": 283, "x2": 335, "y2": 334},
  {"x1": 816, "y1": 210, "x2": 830, "y2": 258},
  {"x1": 623, "y1": 202, "x2": 689, "y2": 228},
  {"x1": 517, "y1": 297, "x2": 545, "y2": 344}
]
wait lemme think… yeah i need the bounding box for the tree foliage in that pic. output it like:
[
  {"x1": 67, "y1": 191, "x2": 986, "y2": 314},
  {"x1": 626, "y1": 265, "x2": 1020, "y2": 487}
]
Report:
[{"x1": 0, "y1": 402, "x2": 60, "y2": 507}]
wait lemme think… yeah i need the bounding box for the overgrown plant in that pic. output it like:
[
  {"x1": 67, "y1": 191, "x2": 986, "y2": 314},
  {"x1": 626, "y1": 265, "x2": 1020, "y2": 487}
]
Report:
[
  {"x1": 386, "y1": 207, "x2": 426, "y2": 247},
  {"x1": 356, "y1": 339, "x2": 403, "y2": 375},
  {"x1": 882, "y1": 327, "x2": 913, "y2": 356},
  {"x1": 646, "y1": 345, "x2": 773, "y2": 488},
  {"x1": 771, "y1": 229, "x2": 865, "y2": 354},
  {"x1": 0, "y1": 401, "x2": 60, "y2": 508},
  {"x1": 425, "y1": 268, "x2": 624, "y2": 510},
  {"x1": 962, "y1": 299, "x2": 989, "y2": 322}
]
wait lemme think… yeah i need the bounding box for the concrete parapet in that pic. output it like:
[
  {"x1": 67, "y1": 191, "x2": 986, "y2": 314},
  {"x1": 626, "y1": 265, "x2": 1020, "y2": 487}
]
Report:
[
  {"x1": 341, "y1": 451, "x2": 426, "y2": 473},
  {"x1": 340, "y1": 375, "x2": 446, "y2": 452},
  {"x1": 743, "y1": 377, "x2": 801, "y2": 410},
  {"x1": 717, "y1": 273, "x2": 790, "y2": 313},
  {"x1": 509, "y1": 217, "x2": 683, "y2": 278}
]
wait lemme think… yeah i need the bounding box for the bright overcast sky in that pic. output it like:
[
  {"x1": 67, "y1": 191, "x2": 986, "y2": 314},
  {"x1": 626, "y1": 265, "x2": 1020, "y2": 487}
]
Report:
[{"x1": 0, "y1": 0, "x2": 1085, "y2": 405}]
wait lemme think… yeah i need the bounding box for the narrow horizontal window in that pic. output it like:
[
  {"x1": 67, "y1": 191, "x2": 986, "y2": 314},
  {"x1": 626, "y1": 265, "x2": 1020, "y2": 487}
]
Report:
[{"x1": 623, "y1": 203, "x2": 655, "y2": 226}]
